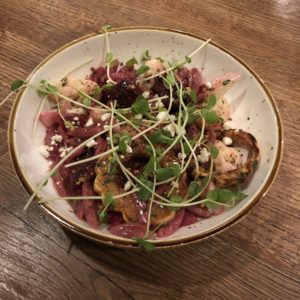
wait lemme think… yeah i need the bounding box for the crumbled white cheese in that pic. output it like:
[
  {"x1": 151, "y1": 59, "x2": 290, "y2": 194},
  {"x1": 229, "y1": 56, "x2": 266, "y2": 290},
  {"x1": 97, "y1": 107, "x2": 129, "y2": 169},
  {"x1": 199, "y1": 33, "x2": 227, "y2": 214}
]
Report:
[
  {"x1": 169, "y1": 114, "x2": 176, "y2": 121},
  {"x1": 223, "y1": 121, "x2": 233, "y2": 130},
  {"x1": 66, "y1": 107, "x2": 85, "y2": 115},
  {"x1": 51, "y1": 134, "x2": 63, "y2": 146},
  {"x1": 197, "y1": 148, "x2": 210, "y2": 163},
  {"x1": 142, "y1": 91, "x2": 150, "y2": 99},
  {"x1": 171, "y1": 181, "x2": 179, "y2": 188},
  {"x1": 156, "y1": 111, "x2": 169, "y2": 121},
  {"x1": 124, "y1": 181, "x2": 132, "y2": 191},
  {"x1": 178, "y1": 152, "x2": 187, "y2": 160},
  {"x1": 155, "y1": 99, "x2": 165, "y2": 108},
  {"x1": 223, "y1": 136, "x2": 233, "y2": 146},
  {"x1": 206, "y1": 82, "x2": 212, "y2": 89},
  {"x1": 164, "y1": 123, "x2": 176, "y2": 137},
  {"x1": 48, "y1": 161, "x2": 53, "y2": 166},
  {"x1": 86, "y1": 139, "x2": 97, "y2": 148},
  {"x1": 135, "y1": 113, "x2": 143, "y2": 120},
  {"x1": 85, "y1": 117, "x2": 94, "y2": 127},
  {"x1": 126, "y1": 145, "x2": 133, "y2": 154},
  {"x1": 100, "y1": 113, "x2": 111, "y2": 122},
  {"x1": 38, "y1": 145, "x2": 51, "y2": 158},
  {"x1": 73, "y1": 116, "x2": 79, "y2": 121},
  {"x1": 97, "y1": 123, "x2": 101, "y2": 126},
  {"x1": 59, "y1": 146, "x2": 73, "y2": 158}
]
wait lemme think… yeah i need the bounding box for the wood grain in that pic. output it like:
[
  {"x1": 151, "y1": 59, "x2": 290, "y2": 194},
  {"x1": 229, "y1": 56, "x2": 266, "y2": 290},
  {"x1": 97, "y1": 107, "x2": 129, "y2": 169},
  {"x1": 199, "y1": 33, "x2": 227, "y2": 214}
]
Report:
[{"x1": 0, "y1": 0, "x2": 299, "y2": 299}]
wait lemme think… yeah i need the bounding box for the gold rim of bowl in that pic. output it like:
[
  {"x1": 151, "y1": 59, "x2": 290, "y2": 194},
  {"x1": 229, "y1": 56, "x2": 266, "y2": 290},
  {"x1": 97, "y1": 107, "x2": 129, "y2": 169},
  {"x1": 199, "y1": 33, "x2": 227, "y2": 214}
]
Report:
[{"x1": 8, "y1": 26, "x2": 284, "y2": 249}]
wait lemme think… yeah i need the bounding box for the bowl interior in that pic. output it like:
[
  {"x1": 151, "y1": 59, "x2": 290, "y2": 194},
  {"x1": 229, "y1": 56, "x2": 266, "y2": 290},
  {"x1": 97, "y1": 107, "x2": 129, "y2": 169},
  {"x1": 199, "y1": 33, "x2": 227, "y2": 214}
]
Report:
[{"x1": 10, "y1": 28, "x2": 282, "y2": 246}]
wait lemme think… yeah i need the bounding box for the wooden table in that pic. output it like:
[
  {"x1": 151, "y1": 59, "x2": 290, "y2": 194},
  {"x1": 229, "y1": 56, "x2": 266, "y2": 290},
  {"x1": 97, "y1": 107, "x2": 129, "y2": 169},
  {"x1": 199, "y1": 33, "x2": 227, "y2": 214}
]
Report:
[{"x1": 0, "y1": 1, "x2": 299, "y2": 299}]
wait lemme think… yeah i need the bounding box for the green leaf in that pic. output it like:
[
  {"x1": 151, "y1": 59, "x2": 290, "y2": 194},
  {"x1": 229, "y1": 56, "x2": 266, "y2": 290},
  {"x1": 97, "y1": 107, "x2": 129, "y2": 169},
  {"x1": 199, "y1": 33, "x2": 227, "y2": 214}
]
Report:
[
  {"x1": 82, "y1": 97, "x2": 91, "y2": 107},
  {"x1": 206, "y1": 94, "x2": 217, "y2": 110},
  {"x1": 98, "y1": 209, "x2": 107, "y2": 223},
  {"x1": 64, "y1": 120, "x2": 74, "y2": 129},
  {"x1": 137, "y1": 176, "x2": 153, "y2": 201},
  {"x1": 11, "y1": 79, "x2": 26, "y2": 92},
  {"x1": 136, "y1": 65, "x2": 150, "y2": 76},
  {"x1": 149, "y1": 130, "x2": 174, "y2": 145},
  {"x1": 202, "y1": 110, "x2": 219, "y2": 124},
  {"x1": 190, "y1": 89, "x2": 197, "y2": 103},
  {"x1": 105, "y1": 52, "x2": 113, "y2": 64},
  {"x1": 188, "y1": 181, "x2": 202, "y2": 198},
  {"x1": 170, "y1": 195, "x2": 183, "y2": 211},
  {"x1": 102, "y1": 83, "x2": 115, "y2": 91},
  {"x1": 205, "y1": 188, "x2": 234, "y2": 210},
  {"x1": 141, "y1": 50, "x2": 151, "y2": 62},
  {"x1": 210, "y1": 145, "x2": 219, "y2": 159},
  {"x1": 145, "y1": 145, "x2": 161, "y2": 156},
  {"x1": 93, "y1": 86, "x2": 101, "y2": 97},
  {"x1": 101, "y1": 24, "x2": 112, "y2": 32},
  {"x1": 38, "y1": 81, "x2": 58, "y2": 96},
  {"x1": 155, "y1": 57, "x2": 164, "y2": 63},
  {"x1": 184, "y1": 107, "x2": 199, "y2": 124},
  {"x1": 144, "y1": 156, "x2": 160, "y2": 177},
  {"x1": 125, "y1": 57, "x2": 138, "y2": 66},
  {"x1": 185, "y1": 55, "x2": 192, "y2": 63},
  {"x1": 103, "y1": 193, "x2": 115, "y2": 206},
  {"x1": 134, "y1": 238, "x2": 156, "y2": 251},
  {"x1": 169, "y1": 164, "x2": 181, "y2": 177},
  {"x1": 156, "y1": 164, "x2": 180, "y2": 181},
  {"x1": 183, "y1": 139, "x2": 196, "y2": 155},
  {"x1": 118, "y1": 134, "x2": 132, "y2": 153},
  {"x1": 165, "y1": 72, "x2": 176, "y2": 86},
  {"x1": 131, "y1": 95, "x2": 149, "y2": 115}
]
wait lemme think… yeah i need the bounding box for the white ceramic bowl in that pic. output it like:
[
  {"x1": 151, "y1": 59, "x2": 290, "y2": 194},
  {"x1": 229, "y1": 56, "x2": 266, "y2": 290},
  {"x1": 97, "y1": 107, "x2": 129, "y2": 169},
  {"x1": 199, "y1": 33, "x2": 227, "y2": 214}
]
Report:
[{"x1": 9, "y1": 27, "x2": 283, "y2": 249}]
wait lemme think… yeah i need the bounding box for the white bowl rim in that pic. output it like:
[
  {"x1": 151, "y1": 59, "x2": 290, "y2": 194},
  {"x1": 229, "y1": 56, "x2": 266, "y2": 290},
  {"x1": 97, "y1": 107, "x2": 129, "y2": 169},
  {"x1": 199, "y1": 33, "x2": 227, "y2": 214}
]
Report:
[{"x1": 8, "y1": 26, "x2": 283, "y2": 249}]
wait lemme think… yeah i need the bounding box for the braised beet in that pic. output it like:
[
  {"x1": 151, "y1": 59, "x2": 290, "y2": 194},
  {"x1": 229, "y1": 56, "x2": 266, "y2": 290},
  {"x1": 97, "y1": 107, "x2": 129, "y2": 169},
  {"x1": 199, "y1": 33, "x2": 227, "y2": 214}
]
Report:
[{"x1": 100, "y1": 80, "x2": 142, "y2": 108}]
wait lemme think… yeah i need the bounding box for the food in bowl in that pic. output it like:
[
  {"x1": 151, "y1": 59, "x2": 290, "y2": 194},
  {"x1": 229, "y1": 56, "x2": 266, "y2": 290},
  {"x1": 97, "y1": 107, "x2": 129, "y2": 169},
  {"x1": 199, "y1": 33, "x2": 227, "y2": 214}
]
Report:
[{"x1": 9, "y1": 27, "x2": 260, "y2": 248}]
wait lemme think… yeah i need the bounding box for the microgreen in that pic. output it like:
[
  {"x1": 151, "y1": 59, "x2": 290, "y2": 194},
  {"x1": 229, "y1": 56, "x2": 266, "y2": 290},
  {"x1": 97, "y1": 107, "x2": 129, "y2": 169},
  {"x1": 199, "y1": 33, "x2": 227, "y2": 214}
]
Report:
[
  {"x1": 190, "y1": 89, "x2": 197, "y2": 103},
  {"x1": 210, "y1": 145, "x2": 219, "y2": 159},
  {"x1": 105, "y1": 52, "x2": 113, "y2": 64},
  {"x1": 125, "y1": 57, "x2": 138, "y2": 66},
  {"x1": 156, "y1": 164, "x2": 180, "y2": 181},
  {"x1": 133, "y1": 238, "x2": 156, "y2": 251},
  {"x1": 131, "y1": 95, "x2": 149, "y2": 115},
  {"x1": 185, "y1": 55, "x2": 192, "y2": 63},
  {"x1": 183, "y1": 139, "x2": 196, "y2": 155},
  {"x1": 98, "y1": 209, "x2": 107, "y2": 223},
  {"x1": 169, "y1": 195, "x2": 183, "y2": 211},
  {"x1": 64, "y1": 120, "x2": 74, "y2": 129},
  {"x1": 144, "y1": 156, "x2": 160, "y2": 177},
  {"x1": 136, "y1": 176, "x2": 153, "y2": 201},
  {"x1": 136, "y1": 65, "x2": 150, "y2": 76},
  {"x1": 165, "y1": 72, "x2": 176, "y2": 86},
  {"x1": 11, "y1": 79, "x2": 26, "y2": 91},
  {"x1": 118, "y1": 134, "x2": 132, "y2": 153},
  {"x1": 141, "y1": 50, "x2": 151, "y2": 62},
  {"x1": 101, "y1": 24, "x2": 112, "y2": 32},
  {"x1": 206, "y1": 94, "x2": 217, "y2": 110},
  {"x1": 82, "y1": 97, "x2": 91, "y2": 107},
  {"x1": 149, "y1": 130, "x2": 175, "y2": 145},
  {"x1": 205, "y1": 188, "x2": 234, "y2": 210},
  {"x1": 103, "y1": 192, "x2": 115, "y2": 206},
  {"x1": 37, "y1": 80, "x2": 58, "y2": 96},
  {"x1": 145, "y1": 145, "x2": 161, "y2": 156},
  {"x1": 93, "y1": 86, "x2": 101, "y2": 97},
  {"x1": 201, "y1": 110, "x2": 219, "y2": 124}
]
